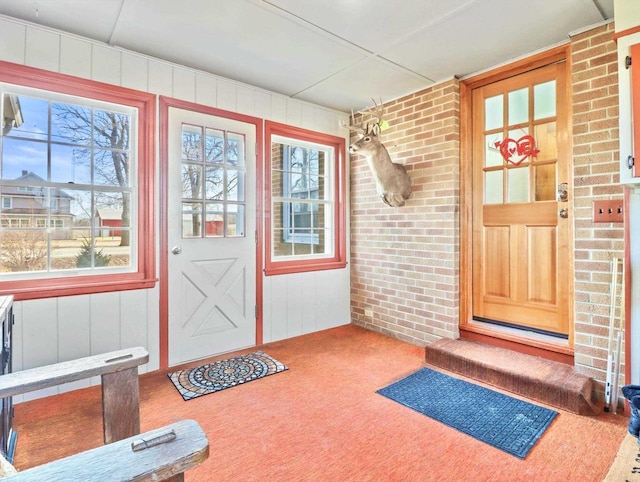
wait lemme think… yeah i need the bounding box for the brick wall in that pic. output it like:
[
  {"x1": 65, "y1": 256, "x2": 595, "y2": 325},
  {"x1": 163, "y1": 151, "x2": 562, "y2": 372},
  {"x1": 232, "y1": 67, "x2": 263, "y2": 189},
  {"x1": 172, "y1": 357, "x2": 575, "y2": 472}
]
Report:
[
  {"x1": 570, "y1": 22, "x2": 624, "y2": 383},
  {"x1": 350, "y1": 22, "x2": 623, "y2": 388},
  {"x1": 350, "y1": 79, "x2": 460, "y2": 344}
]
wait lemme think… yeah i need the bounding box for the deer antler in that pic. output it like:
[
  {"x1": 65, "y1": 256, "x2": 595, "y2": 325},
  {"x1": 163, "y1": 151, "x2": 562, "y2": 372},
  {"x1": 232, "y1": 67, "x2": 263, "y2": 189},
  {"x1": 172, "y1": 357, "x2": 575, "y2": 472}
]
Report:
[{"x1": 346, "y1": 98, "x2": 386, "y2": 136}]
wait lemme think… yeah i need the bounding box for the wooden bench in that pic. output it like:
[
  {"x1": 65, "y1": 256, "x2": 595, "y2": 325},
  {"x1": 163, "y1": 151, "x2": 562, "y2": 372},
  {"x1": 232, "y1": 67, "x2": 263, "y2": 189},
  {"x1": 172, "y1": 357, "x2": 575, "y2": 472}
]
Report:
[
  {"x1": 0, "y1": 347, "x2": 149, "y2": 443},
  {"x1": 0, "y1": 348, "x2": 209, "y2": 480},
  {"x1": 2, "y1": 419, "x2": 209, "y2": 481}
]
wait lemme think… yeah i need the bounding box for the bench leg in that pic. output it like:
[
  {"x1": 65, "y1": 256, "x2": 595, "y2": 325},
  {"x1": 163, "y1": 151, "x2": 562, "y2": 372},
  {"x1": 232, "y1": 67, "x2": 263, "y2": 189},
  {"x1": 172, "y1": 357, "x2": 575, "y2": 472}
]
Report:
[
  {"x1": 164, "y1": 475, "x2": 185, "y2": 482},
  {"x1": 102, "y1": 367, "x2": 141, "y2": 443}
]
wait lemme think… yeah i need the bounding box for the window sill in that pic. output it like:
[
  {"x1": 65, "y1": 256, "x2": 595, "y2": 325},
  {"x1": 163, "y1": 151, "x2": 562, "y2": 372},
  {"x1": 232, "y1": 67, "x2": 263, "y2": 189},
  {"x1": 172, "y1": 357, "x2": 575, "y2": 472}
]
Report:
[
  {"x1": 0, "y1": 275, "x2": 158, "y2": 301},
  {"x1": 265, "y1": 260, "x2": 347, "y2": 276}
]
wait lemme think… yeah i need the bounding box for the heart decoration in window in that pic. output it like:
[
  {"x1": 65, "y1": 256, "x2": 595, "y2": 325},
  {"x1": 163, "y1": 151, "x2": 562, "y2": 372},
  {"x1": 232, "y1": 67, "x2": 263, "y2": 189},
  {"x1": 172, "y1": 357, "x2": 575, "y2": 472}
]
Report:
[{"x1": 494, "y1": 135, "x2": 540, "y2": 166}]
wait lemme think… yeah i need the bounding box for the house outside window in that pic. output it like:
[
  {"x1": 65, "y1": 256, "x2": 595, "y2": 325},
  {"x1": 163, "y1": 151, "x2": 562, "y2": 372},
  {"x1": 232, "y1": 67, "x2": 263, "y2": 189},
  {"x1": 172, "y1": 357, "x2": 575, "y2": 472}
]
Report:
[
  {"x1": 0, "y1": 61, "x2": 155, "y2": 300},
  {"x1": 265, "y1": 121, "x2": 346, "y2": 276}
]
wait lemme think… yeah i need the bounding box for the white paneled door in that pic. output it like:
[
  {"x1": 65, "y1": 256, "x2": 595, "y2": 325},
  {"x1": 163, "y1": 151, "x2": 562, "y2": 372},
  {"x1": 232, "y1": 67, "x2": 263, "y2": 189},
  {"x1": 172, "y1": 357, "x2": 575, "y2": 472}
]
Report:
[{"x1": 168, "y1": 107, "x2": 256, "y2": 366}]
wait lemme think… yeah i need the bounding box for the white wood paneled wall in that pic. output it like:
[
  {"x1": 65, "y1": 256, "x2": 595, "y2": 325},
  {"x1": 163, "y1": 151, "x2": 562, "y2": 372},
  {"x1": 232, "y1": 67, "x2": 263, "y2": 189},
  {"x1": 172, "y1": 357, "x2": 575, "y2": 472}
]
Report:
[{"x1": 0, "y1": 15, "x2": 351, "y2": 401}]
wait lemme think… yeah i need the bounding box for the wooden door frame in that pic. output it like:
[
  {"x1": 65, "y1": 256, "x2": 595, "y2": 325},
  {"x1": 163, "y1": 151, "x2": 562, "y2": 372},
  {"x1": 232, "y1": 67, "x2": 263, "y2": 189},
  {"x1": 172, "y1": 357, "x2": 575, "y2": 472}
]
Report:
[
  {"x1": 158, "y1": 96, "x2": 264, "y2": 369},
  {"x1": 459, "y1": 44, "x2": 575, "y2": 362}
]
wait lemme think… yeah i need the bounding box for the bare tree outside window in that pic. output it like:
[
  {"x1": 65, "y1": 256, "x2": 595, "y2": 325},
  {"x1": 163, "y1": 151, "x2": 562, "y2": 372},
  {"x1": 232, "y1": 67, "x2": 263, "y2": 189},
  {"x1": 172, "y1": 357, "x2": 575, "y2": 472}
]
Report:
[
  {"x1": 180, "y1": 126, "x2": 241, "y2": 238},
  {"x1": 52, "y1": 104, "x2": 132, "y2": 246},
  {"x1": 1, "y1": 90, "x2": 137, "y2": 274}
]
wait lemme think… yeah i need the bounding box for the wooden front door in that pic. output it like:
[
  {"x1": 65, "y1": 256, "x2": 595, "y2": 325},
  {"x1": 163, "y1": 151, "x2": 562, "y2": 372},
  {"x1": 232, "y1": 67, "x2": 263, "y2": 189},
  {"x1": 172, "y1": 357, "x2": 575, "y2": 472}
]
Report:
[{"x1": 471, "y1": 61, "x2": 571, "y2": 337}]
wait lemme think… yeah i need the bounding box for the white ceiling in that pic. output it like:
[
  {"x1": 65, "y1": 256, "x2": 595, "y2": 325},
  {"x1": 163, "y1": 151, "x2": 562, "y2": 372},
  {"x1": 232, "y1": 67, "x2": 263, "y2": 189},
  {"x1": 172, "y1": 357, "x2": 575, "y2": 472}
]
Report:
[{"x1": 0, "y1": 0, "x2": 614, "y2": 113}]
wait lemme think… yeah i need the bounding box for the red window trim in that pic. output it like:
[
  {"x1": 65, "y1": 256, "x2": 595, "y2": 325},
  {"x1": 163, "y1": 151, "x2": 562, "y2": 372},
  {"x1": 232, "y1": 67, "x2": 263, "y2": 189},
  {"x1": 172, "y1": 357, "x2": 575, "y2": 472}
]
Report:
[
  {"x1": 264, "y1": 121, "x2": 347, "y2": 276},
  {"x1": 0, "y1": 60, "x2": 157, "y2": 301}
]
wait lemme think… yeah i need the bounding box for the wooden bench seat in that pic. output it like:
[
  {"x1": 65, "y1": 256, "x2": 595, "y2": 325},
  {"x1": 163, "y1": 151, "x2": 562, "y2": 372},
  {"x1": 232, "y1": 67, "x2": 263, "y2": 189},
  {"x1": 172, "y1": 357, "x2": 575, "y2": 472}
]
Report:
[
  {"x1": 0, "y1": 347, "x2": 149, "y2": 443},
  {"x1": 0, "y1": 348, "x2": 209, "y2": 480},
  {"x1": 2, "y1": 419, "x2": 208, "y2": 481}
]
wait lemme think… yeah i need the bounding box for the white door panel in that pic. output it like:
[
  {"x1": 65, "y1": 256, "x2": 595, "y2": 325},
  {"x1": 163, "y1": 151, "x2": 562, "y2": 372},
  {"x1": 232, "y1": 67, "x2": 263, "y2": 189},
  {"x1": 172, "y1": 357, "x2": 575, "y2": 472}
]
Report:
[{"x1": 168, "y1": 107, "x2": 256, "y2": 366}]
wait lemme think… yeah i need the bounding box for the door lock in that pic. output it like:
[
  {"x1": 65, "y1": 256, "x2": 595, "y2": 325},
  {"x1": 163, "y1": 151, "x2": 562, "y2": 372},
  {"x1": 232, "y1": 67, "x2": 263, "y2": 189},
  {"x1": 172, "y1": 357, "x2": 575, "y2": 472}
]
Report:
[
  {"x1": 171, "y1": 246, "x2": 182, "y2": 255},
  {"x1": 556, "y1": 183, "x2": 568, "y2": 202}
]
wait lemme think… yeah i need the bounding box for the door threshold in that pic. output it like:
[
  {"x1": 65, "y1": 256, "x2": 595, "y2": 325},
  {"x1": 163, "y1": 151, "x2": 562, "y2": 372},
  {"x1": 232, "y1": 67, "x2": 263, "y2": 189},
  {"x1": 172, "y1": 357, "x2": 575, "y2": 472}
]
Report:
[{"x1": 460, "y1": 319, "x2": 574, "y2": 365}]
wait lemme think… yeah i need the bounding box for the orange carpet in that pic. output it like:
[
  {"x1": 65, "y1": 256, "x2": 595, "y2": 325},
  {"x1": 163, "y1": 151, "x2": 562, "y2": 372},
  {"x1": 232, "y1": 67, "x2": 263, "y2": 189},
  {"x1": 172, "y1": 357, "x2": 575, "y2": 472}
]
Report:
[{"x1": 11, "y1": 325, "x2": 628, "y2": 481}]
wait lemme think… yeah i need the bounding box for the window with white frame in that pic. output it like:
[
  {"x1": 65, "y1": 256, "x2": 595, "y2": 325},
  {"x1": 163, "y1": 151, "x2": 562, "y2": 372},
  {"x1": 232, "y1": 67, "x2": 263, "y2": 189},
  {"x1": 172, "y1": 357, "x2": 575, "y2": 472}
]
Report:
[
  {"x1": 278, "y1": 142, "x2": 325, "y2": 247},
  {"x1": 0, "y1": 61, "x2": 155, "y2": 300},
  {"x1": 265, "y1": 121, "x2": 346, "y2": 275}
]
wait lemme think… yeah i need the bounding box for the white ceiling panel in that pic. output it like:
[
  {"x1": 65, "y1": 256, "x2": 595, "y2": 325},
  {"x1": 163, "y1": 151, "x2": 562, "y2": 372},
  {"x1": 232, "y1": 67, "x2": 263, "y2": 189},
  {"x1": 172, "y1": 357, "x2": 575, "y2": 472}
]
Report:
[
  {"x1": 0, "y1": 0, "x2": 615, "y2": 112},
  {"x1": 295, "y1": 57, "x2": 433, "y2": 112},
  {"x1": 109, "y1": 0, "x2": 367, "y2": 97},
  {"x1": 0, "y1": 0, "x2": 123, "y2": 42},
  {"x1": 264, "y1": 0, "x2": 473, "y2": 54},
  {"x1": 381, "y1": 0, "x2": 612, "y2": 81}
]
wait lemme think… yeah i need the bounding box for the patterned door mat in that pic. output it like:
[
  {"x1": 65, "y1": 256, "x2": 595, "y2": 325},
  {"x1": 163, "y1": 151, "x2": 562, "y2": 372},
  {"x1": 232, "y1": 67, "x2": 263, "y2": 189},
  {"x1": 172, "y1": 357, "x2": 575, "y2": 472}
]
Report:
[
  {"x1": 168, "y1": 351, "x2": 288, "y2": 401},
  {"x1": 377, "y1": 367, "x2": 558, "y2": 459}
]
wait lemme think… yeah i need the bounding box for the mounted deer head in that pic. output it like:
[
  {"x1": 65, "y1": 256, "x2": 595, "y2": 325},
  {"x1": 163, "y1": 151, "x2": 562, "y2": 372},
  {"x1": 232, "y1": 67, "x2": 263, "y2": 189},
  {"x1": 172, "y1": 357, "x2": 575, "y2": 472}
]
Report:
[{"x1": 347, "y1": 99, "x2": 411, "y2": 207}]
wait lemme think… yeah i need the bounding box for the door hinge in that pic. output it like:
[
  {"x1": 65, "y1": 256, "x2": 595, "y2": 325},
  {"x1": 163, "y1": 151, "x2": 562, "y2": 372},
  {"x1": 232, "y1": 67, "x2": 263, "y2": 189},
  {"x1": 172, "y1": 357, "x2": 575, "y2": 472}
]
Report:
[
  {"x1": 255, "y1": 230, "x2": 258, "y2": 243},
  {"x1": 626, "y1": 55, "x2": 632, "y2": 69},
  {"x1": 255, "y1": 305, "x2": 258, "y2": 319},
  {"x1": 629, "y1": 155, "x2": 635, "y2": 169}
]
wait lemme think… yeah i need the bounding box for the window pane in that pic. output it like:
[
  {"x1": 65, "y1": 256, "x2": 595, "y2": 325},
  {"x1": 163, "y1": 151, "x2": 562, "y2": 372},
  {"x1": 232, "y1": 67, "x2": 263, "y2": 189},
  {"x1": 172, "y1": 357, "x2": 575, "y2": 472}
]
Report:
[
  {"x1": 68, "y1": 237, "x2": 113, "y2": 270},
  {"x1": 4, "y1": 95, "x2": 48, "y2": 141},
  {"x1": 289, "y1": 147, "x2": 306, "y2": 173},
  {"x1": 534, "y1": 122, "x2": 557, "y2": 162},
  {"x1": 534, "y1": 80, "x2": 556, "y2": 120},
  {"x1": 271, "y1": 142, "x2": 285, "y2": 171},
  {"x1": 182, "y1": 124, "x2": 202, "y2": 161},
  {"x1": 316, "y1": 203, "x2": 328, "y2": 230},
  {"x1": 94, "y1": 149, "x2": 130, "y2": 187},
  {"x1": 484, "y1": 170, "x2": 503, "y2": 204},
  {"x1": 508, "y1": 88, "x2": 528, "y2": 125},
  {"x1": 485, "y1": 95, "x2": 503, "y2": 130},
  {"x1": 204, "y1": 203, "x2": 223, "y2": 238},
  {"x1": 51, "y1": 144, "x2": 91, "y2": 184},
  {"x1": 293, "y1": 202, "x2": 313, "y2": 228},
  {"x1": 51, "y1": 102, "x2": 92, "y2": 145},
  {"x1": 271, "y1": 168, "x2": 284, "y2": 198},
  {"x1": 292, "y1": 230, "x2": 313, "y2": 255},
  {"x1": 0, "y1": 229, "x2": 48, "y2": 272},
  {"x1": 272, "y1": 201, "x2": 285, "y2": 230},
  {"x1": 273, "y1": 228, "x2": 292, "y2": 256},
  {"x1": 227, "y1": 132, "x2": 245, "y2": 167},
  {"x1": 508, "y1": 167, "x2": 529, "y2": 203},
  {"x1": 535, "y1": 164, "x2": 556, "y2": 201},
  {"x1": 93, "y1": 110, "x2": 130, "y2": 151},
  {"x1": 485, "y1": 134, "x2": 503, "y2": 167},
  {"x1": 226, "y1": 169, "x2": 244, "y2": 202},
  {"x1": 2, "y1": 138, "x2": 48, "y2": 180},
  {"x1": 205, "y1": 128, "x2": 224, "y2": 163},
  {"x1": 182, "y1": 164, "x2": 202, "y2": 200},
  {"x1": 182, "y1": 202, "x2": 202, "y2": 238},
  {"x1": 67, "y1": 189, "x2": 91, "y2": 228},
  {"x1": 95, "y1": 191, "x2": 130, "y2": 241},
  {"x1": 205, "y1": 166, "x2": 224, "y2": 200},
  {"x1": 290, "y1": 172, "x2": 304, "y2": 196},
  {"x1": 314, "y1": 228, "x2": 328, "y2": 255},
  {"x1": 226, "y1": 203, "x2": 245, "y2": 237}
]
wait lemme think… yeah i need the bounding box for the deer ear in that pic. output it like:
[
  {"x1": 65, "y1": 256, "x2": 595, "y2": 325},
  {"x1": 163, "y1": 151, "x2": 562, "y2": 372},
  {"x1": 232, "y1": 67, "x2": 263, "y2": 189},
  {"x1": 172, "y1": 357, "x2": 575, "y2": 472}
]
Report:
[{"x1": 371, "y1": 123, "x2": 380, "y2": 137}]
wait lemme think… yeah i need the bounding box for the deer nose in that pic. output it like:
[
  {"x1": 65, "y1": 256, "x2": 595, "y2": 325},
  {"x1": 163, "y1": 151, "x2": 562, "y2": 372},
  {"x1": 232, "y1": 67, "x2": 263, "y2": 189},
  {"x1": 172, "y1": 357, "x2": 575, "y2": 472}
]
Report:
[{"x1": 348, "y1": 145, "x2": 358, "y2": 153}]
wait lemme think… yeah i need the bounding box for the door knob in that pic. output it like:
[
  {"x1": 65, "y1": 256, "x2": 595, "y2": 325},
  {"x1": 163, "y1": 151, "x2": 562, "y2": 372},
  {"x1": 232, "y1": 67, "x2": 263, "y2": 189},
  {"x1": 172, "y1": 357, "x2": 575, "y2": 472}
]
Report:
[
  {"x1": 558, "y1": 208, "x2": 569, "y2": 218},
  {"x1": 171, "y1": 246, "x2": 182, "y2": 255}
]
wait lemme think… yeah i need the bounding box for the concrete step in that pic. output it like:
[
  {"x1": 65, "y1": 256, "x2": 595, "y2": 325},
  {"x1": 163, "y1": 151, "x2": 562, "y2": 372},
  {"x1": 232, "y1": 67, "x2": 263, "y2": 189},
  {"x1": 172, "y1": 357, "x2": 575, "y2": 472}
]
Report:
[{"x1": 425, "y1": 338, "x2": 599, "y2": 415}]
